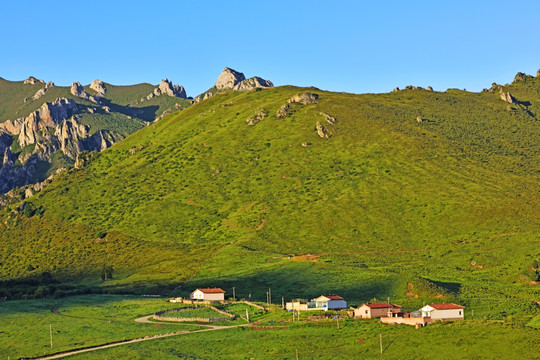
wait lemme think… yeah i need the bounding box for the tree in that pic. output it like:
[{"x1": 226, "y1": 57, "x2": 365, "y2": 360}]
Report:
[{"x1": 101, "y1": 265, "x2": 113, "y2": 281}]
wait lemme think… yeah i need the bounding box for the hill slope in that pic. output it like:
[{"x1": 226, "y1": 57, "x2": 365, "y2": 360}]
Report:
[{"x1": 0, "y1": 74, "x2": 538, "y2": 318}]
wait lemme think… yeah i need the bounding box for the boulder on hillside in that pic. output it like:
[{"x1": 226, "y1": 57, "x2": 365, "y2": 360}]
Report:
[
  {"x1": 233, "y1": 76, "x2": 273, "y2": 91},
  {"x1": 392, "y1": 87, "x2": 400, "y2": 92},
  {"x1": 215, "y1": 67, "x2": 246, "y2": 90},
  {"x1": 287, "y1": 92, "x2": 319, "y2": 105},
  {"x1": 246, "y1": 108, "x2": 268, "y2": 126},
  {"x1": 427, "y1": 86, "x2": 433, "y2": 91},
  {"x1": 32, "y1": 88, "x2": 46, "y2": 100},
  {"x1": 316, "y1": 122, "x2": 329, "y2": 138},
  {"x1": 23, "y1": 76, "x2": 45, "y2": 85},
  {"x1": 276, "y1": 104, "x2": 289, "y2": 119},
  {"x1": 90, "y1": 79, "x2": 107, "y2": 95},
  {"x1": 537, "y1": 69, "x2": 540, "y2": 77},
  {"x1": 45, "y1": 81, "x2": 55, "y2": 89}
]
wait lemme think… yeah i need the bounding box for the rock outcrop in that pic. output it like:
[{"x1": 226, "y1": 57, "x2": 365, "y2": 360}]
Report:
[
  {"x1": 23, "y1": 76, "x2": 45, "y2": 85},
  {"x1": 500, "y1": 91, "x2": 517, "y2": 104},
  {"x1": 71, "y1": 82, "x2": 100, "y2": 103},
  {"x1": 33, "y1": 88, "x2": 47, "y2": 100},
  {"x1": 316, "y1": 122, "x2": 329, "y2": 138},
  {"x1": 45, "y1": 81, "x2": 55, "y2": 89},
  {"x1": 158, "y1": 79, "x2": 186, "y2": 98},
  {"x1": 233, "y1": 76, "x2": 273, "y2": 91},
  {"x1": 215, "y1": 67, "x2": 246, "y2": 90},
  {"x1": 246, "y1": 109, "x2": 268, "y2": 126},
  {"x1": 90, "y1": 79, "x2": 107, "y2": 95},
  {"x1": 276, "y1": 104, "x2": 289, "y2": 119},
  {"x1": 144, "y1": 79, "x2": 187, "y2": 101},
  {"x1": 288, "y1": 92, "x2": 319, "y2": 105}
]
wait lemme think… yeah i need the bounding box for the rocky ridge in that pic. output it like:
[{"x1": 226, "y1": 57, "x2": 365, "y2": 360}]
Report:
[{"x1": 194, "y1": 67, "x2": 273, "y2": 103}]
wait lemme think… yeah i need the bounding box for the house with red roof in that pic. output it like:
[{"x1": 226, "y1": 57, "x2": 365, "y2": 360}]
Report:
[
  {"x1": 354, "y1": 303, "x2": 402, "y2": 319},
  {"x1": 420, "y1": 303, "x2": 465, "y2": 320},
  {"x1": 309, "y1": 295, "x2": 347, "y2": 311},
  {"x1": 190, "y1": 288, "x2": 226, "y2": 302}
]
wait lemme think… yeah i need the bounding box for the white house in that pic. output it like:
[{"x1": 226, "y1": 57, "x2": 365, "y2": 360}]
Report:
[
  {"x1": 190, "y1": 288, "x2": 226, "y2": 302},
  {"x1": 420, "y1": 303, "x2": 465, "y2": 320},
  {"x1": 310, "y1": 295, "x2": 347, "y2": 311}
]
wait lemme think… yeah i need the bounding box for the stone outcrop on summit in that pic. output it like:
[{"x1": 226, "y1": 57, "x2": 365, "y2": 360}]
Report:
[
  {"x1": 90, "y1": 79, "x2": 107, "y2": 95},
  {"x1": 215, "y1": 67, "x2": 246, "y2": 90},
  {"x1": 71, "y1": 82, "x2": 100, "y2": 103},
  {"x1": 144, "y1": 79, "x2": 187, "y2": 101}
]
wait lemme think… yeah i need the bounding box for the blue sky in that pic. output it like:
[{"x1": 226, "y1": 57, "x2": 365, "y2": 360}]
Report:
[{"x1": 1, "y1": 0, "x2": 539, "y2": 96}]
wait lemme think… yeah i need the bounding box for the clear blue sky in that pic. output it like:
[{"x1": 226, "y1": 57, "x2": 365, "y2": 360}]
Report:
[{"x1": 1, "y1": 0, "x2": 539, "y2": 97}]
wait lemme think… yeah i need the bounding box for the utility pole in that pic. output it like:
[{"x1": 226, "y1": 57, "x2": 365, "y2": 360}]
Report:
[
  {"x1": 232, "y1": 287, "x2": 236, "y2": 300},
  {"x1": 50, "y1": 324, "x2": 53, "y2": 349},
  {"x1": 266, "y1": 292, "x2": 269, "y2": 306},
  {"x1": 269, "y1": 288, "x2": 271, "y2": 305},
  {"x1": 246, "y1": 308, "x2": 250, "y2": 322},
  {"x1": 296, "y1": 349, "x2": 299, "y2": 360},
  {"x1": 336, "y1": 316, "x2": 340, "y2": 329},
  {"x1": 282, "y1": 296, "x2": 284, "y2": 308},
  {"x1": 387, "y1": 297, "x2": 390, "y2": 304},
  {"x1": 379, "y1": 333, "x2": 383, "y2": 355},
  {"x1": 471, "y1": 309, "x2": 474, "y2": 319}
]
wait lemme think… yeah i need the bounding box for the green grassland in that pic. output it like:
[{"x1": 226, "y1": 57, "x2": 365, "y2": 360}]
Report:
[
  {"x1": 64, "y1": 320, "x2": 540, "y2": 360},
  {"x1": 0, "y1": 74, "x2": 538, "y2": 357},
  {"x1": 0, "y1": 295, "x2": 204, "y2": 359}
]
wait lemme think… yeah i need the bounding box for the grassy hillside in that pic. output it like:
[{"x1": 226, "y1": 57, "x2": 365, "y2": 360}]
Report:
[{"x1": 0, "y1": 77, "x2": 538, "y2": 314}]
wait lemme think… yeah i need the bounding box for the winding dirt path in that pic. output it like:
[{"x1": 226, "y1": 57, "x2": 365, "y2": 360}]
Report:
[{"x1": 31, "y1": 316, "x2": 248, "y2": 360}]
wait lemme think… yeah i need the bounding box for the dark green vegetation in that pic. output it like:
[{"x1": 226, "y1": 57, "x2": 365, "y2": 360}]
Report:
[{"x1": 0, "y1": 73, "x2": 538, "y2": 357}]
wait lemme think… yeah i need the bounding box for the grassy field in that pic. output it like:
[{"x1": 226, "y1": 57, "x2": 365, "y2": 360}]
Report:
[
  {"x1": 44, "y1": 315, "x2": 540, "y2": 359},
  {"x1": 0, "y1": 295, "x2": 204, "y2": 359},
  {"x1": 162, "y1": 307, "x2": 225, "y2": 319}
]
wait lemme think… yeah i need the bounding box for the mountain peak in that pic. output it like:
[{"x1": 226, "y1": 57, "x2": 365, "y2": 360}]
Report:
[{"x1": 215, "y1": 67, "x2": 246, "y2": 90}]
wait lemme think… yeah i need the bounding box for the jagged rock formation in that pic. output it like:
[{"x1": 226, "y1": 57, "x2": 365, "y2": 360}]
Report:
[
  {"x1": 90, "y1": 79, "x2": 107, "y2": 95},
  {"x1": 0, "y1": 96, "x2": 124, "y2": 194},
  {"x1": 145, "y1": 79, "x2": 186, "y2": 101},
  {"x1": 427, "y1": 86, "x2": 433, "y2": 91},
  {"x1": 194, "y1": 68, "x2": 273, "y2": 104},
  {"x1": 45, "y1": 81, "x2": 54, "y2": 89},
  {"x1": 23, "y1": 76, "x2": 44, "y2": 85},
  {"x1": 233, "y1": 76, "x2": 273, "y2": 91},
  {"x1": 500, "y1": 91, "x2": 517, "y2": 104},
  {"x1": 215, "y1": 67, "x2": 246, "y2": 90},
  {"x1": 71, "y1": 81, "x2": 100, "y2": 103}
]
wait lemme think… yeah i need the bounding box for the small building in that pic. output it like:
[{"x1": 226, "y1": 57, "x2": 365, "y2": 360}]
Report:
[
  {"x1": 310, "y1": 295, "x2": 347, "y2": 311},
  {"x1": 286, "y1": 300, "x2": 309, "y2": 311},
  {"x1": 190, "y1": 288, "x2": 226, "y2": 302},
  {"x1": 420, "y1": 303, "x2": 465, "y2": 321},
  {"x1": 354, "y1": 303, "x2": 402, "y2": 319}
]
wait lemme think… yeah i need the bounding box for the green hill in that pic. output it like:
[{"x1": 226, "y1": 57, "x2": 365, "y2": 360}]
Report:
[{"x1": 0, "y1": 74, "x2": 538, "y2": 320}]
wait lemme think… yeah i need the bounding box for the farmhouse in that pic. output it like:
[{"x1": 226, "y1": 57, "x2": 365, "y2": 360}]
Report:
[
  {"x1": 190, "y1": 288, "x2": 226, "y2": 302},
  {"x1": 354, "y1": 303, "x2": 402, "y2": 319},
  {"x1": 420, "y1": 303, "x2": 465, "y2": 321},
  {"x1": 310, "y1": 295, "x2": 347, "y2": 311}
]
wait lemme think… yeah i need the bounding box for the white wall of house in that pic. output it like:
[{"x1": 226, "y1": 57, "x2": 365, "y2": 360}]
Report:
[
  {"x1": 420, "y1": 305, "x2": 464, "y2": 320},
  {"x1": 431, "y1": 309, "x2": 464, "y2": 320},
  {"x1": 190, "y1": 289, "x2": 205, "y2": 300},
  {"x1": 204, "y1": 292, "x2": 225, "y2": 301}
]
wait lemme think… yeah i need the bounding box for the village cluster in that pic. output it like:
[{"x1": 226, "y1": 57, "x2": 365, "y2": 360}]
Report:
[{"x1": 169, "y1": 288, "x2": 466, "y2": 328}]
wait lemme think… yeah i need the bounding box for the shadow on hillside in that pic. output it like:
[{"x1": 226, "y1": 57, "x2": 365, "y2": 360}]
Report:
[
  {"x1": 97, "y1": 98, "x2": 159, "y2": 122},
  {"x1": 177, "y1": 265, "x2": 395, "y2": 305}
]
